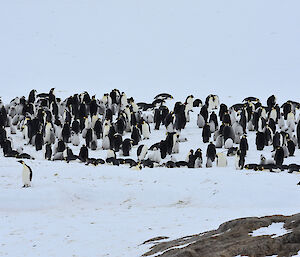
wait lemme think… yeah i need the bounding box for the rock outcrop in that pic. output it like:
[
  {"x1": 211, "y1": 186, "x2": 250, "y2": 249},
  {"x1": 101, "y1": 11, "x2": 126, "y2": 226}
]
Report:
[{"x1": 142, "y1": 214, "x2": 300, "y2": 257}]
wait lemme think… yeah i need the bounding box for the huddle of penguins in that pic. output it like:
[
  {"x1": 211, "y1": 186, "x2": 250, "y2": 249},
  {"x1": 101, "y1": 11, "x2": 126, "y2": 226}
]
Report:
[{"x1": 1, "y1": 89, "x2": 300, "y2": 186}]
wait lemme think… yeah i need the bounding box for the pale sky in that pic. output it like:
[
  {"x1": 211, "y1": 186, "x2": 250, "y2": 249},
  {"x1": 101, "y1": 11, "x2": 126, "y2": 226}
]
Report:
[{"x1": 0, "y1": 1, "x2": 299, "y2": 102}]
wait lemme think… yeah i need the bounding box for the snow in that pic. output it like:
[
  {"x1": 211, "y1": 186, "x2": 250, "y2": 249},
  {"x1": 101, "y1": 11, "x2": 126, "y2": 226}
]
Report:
[
  {"x1": 1, "y1": 1, "x2": 300, "y2": 256},
  {"x1": 1, "y1": 153, "x2": 300, "y2": 256},
  {"x1": 250, "y1": 222, "x2": 290, "y2": 238}
]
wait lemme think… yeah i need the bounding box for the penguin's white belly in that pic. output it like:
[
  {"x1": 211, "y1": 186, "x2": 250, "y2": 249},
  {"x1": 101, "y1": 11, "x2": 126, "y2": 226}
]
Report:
[
  {"x1": 142, "y1": 125, "x2": 150, "y2": 139},
  {"x1": 138, "y1": 146, "x2": 148, "y2": 161},
  {"x1": 22, "y1": 167, "x2": 31, "y2": 186}
]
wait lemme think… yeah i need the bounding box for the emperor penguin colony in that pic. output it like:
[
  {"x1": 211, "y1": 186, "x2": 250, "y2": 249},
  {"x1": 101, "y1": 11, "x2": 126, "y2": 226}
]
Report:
[{"x1": 1, "y1": 89, "x2": 300, "y2": 187}]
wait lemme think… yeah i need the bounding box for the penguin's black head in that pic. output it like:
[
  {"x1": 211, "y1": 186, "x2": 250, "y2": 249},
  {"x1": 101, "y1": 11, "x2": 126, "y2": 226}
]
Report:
[{"x1": 17, "y1": 160, "x2": 24, "y2": 164}]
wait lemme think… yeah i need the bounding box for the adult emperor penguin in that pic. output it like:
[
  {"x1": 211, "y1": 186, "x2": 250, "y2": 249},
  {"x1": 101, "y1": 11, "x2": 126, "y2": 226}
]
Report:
[
  {"x1": 137, "y1": 144, "x2": 148, "y2": 161},
  {"x1": 45, "y1": 143, "x2": 52, "y2": 160},
  {"x1": 235, "y1": 150, "x2": 245, "y2": 170},
  {"x1": 274, "y1": 146, "x2": 284, "y2": 165},
  {"x1": 17, "y1": 160, "x2": 32, "y2": 188},
  {"x1": 185, "y1": 95, "x2": 194, "y2": 112},
  {"x1": 121, "y1": 138, "x2": 132, "y2": 156},
  {"x1": 141, "y1": 120, "x2": 151, "y2": 139},
  {"x1": 287, "y1": 138, "x2": 295, "y2": 156},
  {"x1": 256, "y1": 132, "x2": 265, "y2": 151},
  {"x1": 206, "y1": 142, "x2": 216, "y2": 162},
  {"x1": 240, "y1": 135, "x2": 249, "y2": 156},
  {"x1": 44, "y1": 121, "x2": 55, "y2": 144},
  {"x1": 120, "y1": 92, "x2": 128, "y2": 110},
  {"x1": 202, "y1": 123, "x2": 211, "y2": 143}
]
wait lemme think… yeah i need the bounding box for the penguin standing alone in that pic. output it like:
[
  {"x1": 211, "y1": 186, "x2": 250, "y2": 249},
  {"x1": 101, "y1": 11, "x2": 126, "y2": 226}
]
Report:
[{"x1": 17, "y1": 160, "x2": 32, "y2": 187}]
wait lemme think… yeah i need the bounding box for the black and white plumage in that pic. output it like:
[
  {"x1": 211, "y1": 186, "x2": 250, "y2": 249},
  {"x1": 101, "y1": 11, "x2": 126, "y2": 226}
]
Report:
[
  {"x1": 206, "y1": 142, "x2": 216, "y2": 162},
  {"x1": 2, "y1": 89, "x2": 300, "y2": 175},
  {"x1": 18, "y1": 160, "x2": 32, "y2": 187},
  {"x1": 235, "y1": 150, "x2": 245, "y2": 170},
  {"x1": 137, "y1": 144, "x2": 148, "y2": 161}
]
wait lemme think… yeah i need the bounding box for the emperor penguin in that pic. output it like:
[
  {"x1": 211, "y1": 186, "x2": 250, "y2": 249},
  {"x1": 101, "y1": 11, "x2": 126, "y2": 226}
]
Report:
[
  {"x1": 206, "y1": 94, "x2": 219, "y2": 112},
  {"x1": 256, "y1": 132, "x2": 265, "y2": 151},
  {"x1": 137, "y1": 144, "x2": 148, "y2": 161},
  {"x1": 235, "y1": 150, "x2": 245, "y2": 170},
  {"x1": 274, "y1": 146, "x2": 284, "y2": 165},
  {"x1": 45, "y1": 143, "x2": 52, "y2": 160},
  {"x1": 107, "y1": 149, "x2": 116, "y2": 159},
  {"x1": 17, "y1": 160, "x2": 32, "y2": 188},
  {"x1": 240, "y1": 135, "x2": 248, "y2": 156},
  {"x1": 141, "y1": 120, "x2": 151, "y2": 139},
  {"x1": 102, "y1": 135, "x2": 111, "y2": 150},
  {"x1": 194, "y1": 156, "x2": 203, "y2": 168},
  {"x1": 287, "y1": 111, "x2": 295, "y2": 131},
  {"x1": 216, "y1": 152, "x2": 227, "y2": 167},
  {"x1": 269, "y1": 107, "x2": 278, "y2": 122},
  {"x1": 287, "y1": 138, "x2": 295, "y2": 156},
  {"x1": 164, "y1": 112, "x2": 175, "y2": 132},
  {"x1": 35, "y1": 131, "x2": 44, "y2": 151},
  {"x1": 44, "y1": 121, "x2": 55, "y2": 144},
  {"x1": 148, "y1": 146, "x2": 161, "y2": 163},
  {"x1": 79, "y1": 145, "x2": 89, "y2": 162},
  {"x1": 121, "y1": 138, "x2": 132, "y2": 156},
  {"x1": 185, "y1": 149, "x2": 194, "y2": 163},
  {"x1": 102, "y1": 93, "x2": 112, "y2": 108},
  {"x1": 206, "y1": 142, "x2": 216, "y2": 162},
  {"x1": 120, "y1": 92, "x2": 127, "y2": 110},
  {"x1": 206, "y1": 157, "x2": 213, "y2": 168},
  {"x1": 91, "y1": 114, "x2": 99, "y2": 128},
  {"x1": 197, "y1": 113, "x2": 205, "y2": 128},
  {"x1": 103, "y1": 120, "x2": 111, "y2": 137},
  {"x1": 267, "y1": 95, "x2": 276, "y2": 109},
  {"x1": 215, "y1": 134, "x2": 224, "y2": 148},
  {"x1": 185, "y1": 95, "x2": 194, "y2": 112},
  {"x1": 71, "y1": 131, "x2": 80, "y2": 146},
  {"x1": 130, "y1": 161, "x2": 143, "y2": 171},
  {"x1": 259, "y1": 154, "x2": 267, "y2": 165},
  {"x1": 202, "y1": 123, "x2": 211, "y2": 143},
  {"x1": 224, "y1": 138, "x2": 234, "y2": 149},
  {"x1": 278, "y1": 116, "x2": 285, "y2": 130}
]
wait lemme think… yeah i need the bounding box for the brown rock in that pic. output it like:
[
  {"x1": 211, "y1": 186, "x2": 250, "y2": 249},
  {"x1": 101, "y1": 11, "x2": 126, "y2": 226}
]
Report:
[{"x1": 142, "y1": 214, "x2": 300, "y2": 257}]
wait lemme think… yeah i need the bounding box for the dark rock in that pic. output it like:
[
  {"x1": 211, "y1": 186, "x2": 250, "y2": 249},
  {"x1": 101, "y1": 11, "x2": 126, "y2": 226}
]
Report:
[{"x1": 142, "y1": 214, "x2": 300, "y2": 257}]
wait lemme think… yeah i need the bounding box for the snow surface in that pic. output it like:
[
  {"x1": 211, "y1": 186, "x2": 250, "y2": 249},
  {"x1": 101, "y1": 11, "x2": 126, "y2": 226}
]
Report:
[
  {"x1": 1, "y1": 1, "x2": 300, "y2": 256},
  {"x1": 1, "y1": 158, "x2": 300, "y2": 257},
  {"x1": 250, "y1": 222, "x2": 290, "y2": 238},
  {"x1": 1, "y1": 98, "x2": 300, "y2": 256}
]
